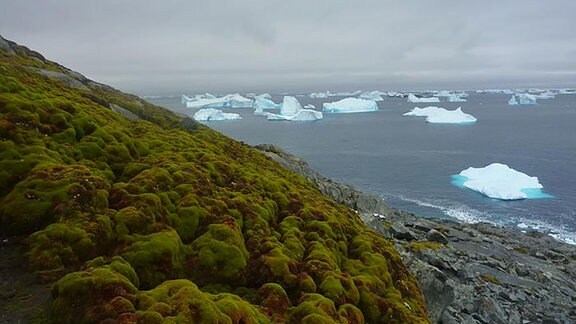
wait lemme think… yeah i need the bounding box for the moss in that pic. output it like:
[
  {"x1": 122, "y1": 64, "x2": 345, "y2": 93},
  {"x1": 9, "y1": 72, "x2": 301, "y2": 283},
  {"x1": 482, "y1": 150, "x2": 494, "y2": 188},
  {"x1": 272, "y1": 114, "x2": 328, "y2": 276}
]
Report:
[
  {"x1": 138, "y1": 279, "x2": 268, "y2": 323},
  {"x1": 27, "y1": 222, "x2": 96, "y2": 272},
  {"x1": 190, "y1": 221, "x2": 248, "y2": 285},
  {"x1": 121, "y1": 230, "x2": 188, "y2": 289},
  {"x1": 479, "y1": 274, "x2": 502, "y2": 285},
  {"x1": 51, "y1": 263, "x2": 138, "y2": 323},
  {"x1": 258, "y1": 283, "x2": 292, "y2": 317},
  {"x1": 0, "y1": 41, "x2": 430, "y2": 323},
  {"x1": 407, "y1": 241, "x2": 444, "y2": 253}
]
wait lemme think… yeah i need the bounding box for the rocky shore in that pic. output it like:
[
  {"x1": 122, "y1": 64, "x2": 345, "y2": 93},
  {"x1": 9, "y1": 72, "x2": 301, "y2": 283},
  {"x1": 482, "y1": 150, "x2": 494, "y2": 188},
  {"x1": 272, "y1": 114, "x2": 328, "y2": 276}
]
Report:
[{"x1": 256, "y1": 144, "x2": 576, "y2": 324}]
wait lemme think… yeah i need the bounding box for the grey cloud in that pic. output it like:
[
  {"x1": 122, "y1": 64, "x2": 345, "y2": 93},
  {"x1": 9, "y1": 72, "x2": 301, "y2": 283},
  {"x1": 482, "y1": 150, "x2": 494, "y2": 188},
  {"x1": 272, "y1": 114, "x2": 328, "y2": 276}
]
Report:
[{"x1": 1, "y1": 0, "x2": 575, "y2": 95}]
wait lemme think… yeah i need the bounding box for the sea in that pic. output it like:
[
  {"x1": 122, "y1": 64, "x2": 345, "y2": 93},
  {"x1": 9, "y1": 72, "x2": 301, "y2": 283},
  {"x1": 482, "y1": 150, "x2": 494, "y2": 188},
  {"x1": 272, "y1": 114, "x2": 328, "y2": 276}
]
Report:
[{"x1": 147, "y1": 92, "x2": 576, "y2": 245}]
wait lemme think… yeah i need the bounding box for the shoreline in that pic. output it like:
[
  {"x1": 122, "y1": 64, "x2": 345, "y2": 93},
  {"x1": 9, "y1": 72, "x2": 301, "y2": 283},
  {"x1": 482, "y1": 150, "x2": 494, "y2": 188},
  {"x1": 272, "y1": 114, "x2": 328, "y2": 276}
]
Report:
[{"x1": 256, "y1": 144, "x2": 576, "y2": 323}]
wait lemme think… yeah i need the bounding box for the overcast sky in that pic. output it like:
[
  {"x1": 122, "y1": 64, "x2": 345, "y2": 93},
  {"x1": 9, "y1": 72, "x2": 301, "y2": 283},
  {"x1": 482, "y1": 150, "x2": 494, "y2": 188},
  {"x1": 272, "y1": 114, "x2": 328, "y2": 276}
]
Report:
[{"x1": 1, "y1": 0, "x2": 575, "y2": 95}]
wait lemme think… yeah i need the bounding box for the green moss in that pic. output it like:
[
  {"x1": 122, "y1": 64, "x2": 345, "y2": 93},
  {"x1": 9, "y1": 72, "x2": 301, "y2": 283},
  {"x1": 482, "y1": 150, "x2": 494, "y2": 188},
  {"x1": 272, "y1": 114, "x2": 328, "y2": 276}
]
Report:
[
  {"x1": 479, "y1": 274, "x2": 502, "y2": 285},
  {"x1": 138, "y1": 279, "x2": 268, "y2": 323},
  {"x1": 27, "y1": 222, "x2": 96, "y2": 272},
  {"x1": 190, "y1": 222, "x2": 248, "y2": 285},
  {"x1": 51, "y1": 263, "x2": 138, "y2": 323},
  {"x1": 121, "y1": 230, "x2": 188, "y2": 289},
  {"x1": 407, "y1": 241, "x2": 444, "y2": 252},
  {"x1": 0, "y1": 41, "x2": 430, "y2": 323}
]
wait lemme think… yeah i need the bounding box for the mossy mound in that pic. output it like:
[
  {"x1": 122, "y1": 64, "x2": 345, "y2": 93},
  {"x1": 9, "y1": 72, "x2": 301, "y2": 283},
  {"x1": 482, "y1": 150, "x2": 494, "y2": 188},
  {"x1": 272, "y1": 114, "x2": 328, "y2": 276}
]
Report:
[{"x1": 0, "y1": 38, "x2": 429, "y2": 323}]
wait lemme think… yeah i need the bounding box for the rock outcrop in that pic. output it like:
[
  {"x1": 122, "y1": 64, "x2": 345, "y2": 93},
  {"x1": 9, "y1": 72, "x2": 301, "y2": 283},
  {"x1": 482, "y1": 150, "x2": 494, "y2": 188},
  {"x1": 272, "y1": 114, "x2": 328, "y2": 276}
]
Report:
[{"x1": 258, "y1": 144, "x2": 576, "y2": 324}]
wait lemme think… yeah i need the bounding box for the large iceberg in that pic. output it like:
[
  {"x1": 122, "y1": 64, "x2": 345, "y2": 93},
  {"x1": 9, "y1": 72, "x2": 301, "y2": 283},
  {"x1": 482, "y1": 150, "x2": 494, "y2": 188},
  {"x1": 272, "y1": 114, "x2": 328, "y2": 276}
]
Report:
[
  {"x1": 193, "y1": 108, "x2": 242, "y2": 121},
  {"x1": 407, "y1": 93, "x2": 441, "y2": 103},
  {"x1": 403, "y1": 106, "x2": 477, "y2": 124},
  {"x1": 323, "y1": 98, "x2": 378, "y2": 113},
  {"x1": 265, "y1": 96, "x2": 323, "y2": 121},
  {"x1": 508, "y1": 93, "x2": 537, "y2": 105},
  {"x1": 452, "y1": 163, "x2": 551, "y2": 200},
  {"x1": 184, "y1": 93, "x2": 253, "y2": 108}
]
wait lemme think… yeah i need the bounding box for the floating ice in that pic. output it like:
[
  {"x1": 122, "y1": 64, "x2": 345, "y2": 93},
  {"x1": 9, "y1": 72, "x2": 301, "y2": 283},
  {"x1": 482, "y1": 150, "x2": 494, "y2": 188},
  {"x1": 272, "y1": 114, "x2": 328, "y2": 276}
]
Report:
[
  {"x1": 433, "y1": 91, "x2": 468, "y2": 102},
  {"x1": 403, "y1": 106, "x2": 477, "y2": 124},
  {"x1": 310, "y1": 92, "x2": 329, "y2": 98},
  {"x1": 267, "y1": 109, "x2": 323, "y2": 121},
  {"x1": 253, "y1": 95, "x2": 279, "y2": 110},
  {"x1": 407, "y1": 93, "x2": 441, "y2": 103},
  {"x1": 265, "y1": 96, "x2": 323, "y2": 121},
  {"x1": 508, "y1": 93, "x2": 537, "y2": 105},
  {"x1": 193, "y1": 108, "x2": 242, "y2": 121},
  {"x1": 323, "y1": 98, "x2": 378, "y2": 113},
  {"x1": 452, "y1": 163, "x2": 551, "y2": 200},
  {"x1": 359, "y1": 91, "x2": 385, "y2": 101},
  {"x1": 184, "y1": 93, "x2": 253, "y2": 109}
]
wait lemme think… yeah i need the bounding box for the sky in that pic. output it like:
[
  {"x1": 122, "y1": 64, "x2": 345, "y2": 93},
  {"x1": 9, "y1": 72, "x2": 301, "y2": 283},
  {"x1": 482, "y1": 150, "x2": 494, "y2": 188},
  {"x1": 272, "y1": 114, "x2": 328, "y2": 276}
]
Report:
[{"x1": 1, "y1": 0, "x2": 575, "y2": 95}]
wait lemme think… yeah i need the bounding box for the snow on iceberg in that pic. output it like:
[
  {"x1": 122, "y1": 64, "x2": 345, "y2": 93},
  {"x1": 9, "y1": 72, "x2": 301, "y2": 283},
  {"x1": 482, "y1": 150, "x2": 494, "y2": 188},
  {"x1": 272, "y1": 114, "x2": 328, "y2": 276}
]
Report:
[
  {"x1": 265, "y1": 96, "x2": 323, "y2": 121},
  {"x1": 452, "y1": 163, "x2": 552, "y2": 200},
  {"x1": 323, "y1": 98, "x2": 378, "y2": 113},
  {"x1": 508, "y1": 93, "x2": 537, "y2": 105},
  {"x1": 407, "y1": 93, "x2": 440, "y2": 103},
  {"x1": 193, "y1": 108, "x2": 242, "y2": 121},
  {"x1": 403, "y1": 106, "x2": 477, "y2": 124}
]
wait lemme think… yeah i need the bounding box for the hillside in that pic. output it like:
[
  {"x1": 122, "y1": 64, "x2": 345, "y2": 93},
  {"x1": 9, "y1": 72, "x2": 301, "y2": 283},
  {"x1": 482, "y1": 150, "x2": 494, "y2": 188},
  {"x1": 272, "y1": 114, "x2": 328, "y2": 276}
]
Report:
[{"x1": 0, "y1": 36, "x2": 429, "y2": 323}]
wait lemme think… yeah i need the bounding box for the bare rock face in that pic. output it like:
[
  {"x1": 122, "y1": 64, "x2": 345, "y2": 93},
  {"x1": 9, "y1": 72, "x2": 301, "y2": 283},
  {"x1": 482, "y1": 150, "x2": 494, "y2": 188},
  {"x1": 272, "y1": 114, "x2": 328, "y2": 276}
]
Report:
[
  {"x1": 258, "y1": 144, "x2": 576, "y2": 324},
  {"x1": 0, "y1": 36, "x2": 15, "y2": 54}
]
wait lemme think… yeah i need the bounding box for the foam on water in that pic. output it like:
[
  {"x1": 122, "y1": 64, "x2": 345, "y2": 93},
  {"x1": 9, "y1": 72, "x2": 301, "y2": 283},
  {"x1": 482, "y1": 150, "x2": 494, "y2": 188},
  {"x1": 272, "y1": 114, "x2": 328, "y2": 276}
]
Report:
[{"x1": 385, "y1": 194, "x2": 576, "y2": 245}]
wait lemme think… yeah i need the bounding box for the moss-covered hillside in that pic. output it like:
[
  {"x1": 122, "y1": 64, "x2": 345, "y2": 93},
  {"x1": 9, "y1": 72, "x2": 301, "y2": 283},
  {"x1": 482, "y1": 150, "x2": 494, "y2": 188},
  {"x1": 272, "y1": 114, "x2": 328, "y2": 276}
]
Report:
[{"x1": 0, "y1": 36, "x2": 429, "y2": 323}]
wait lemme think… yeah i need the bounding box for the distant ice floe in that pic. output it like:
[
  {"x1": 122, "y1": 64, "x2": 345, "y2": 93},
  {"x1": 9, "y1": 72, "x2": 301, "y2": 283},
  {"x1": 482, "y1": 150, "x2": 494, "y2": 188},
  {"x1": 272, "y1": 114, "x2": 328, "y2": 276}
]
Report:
[
  {"x1": 266, "y1": 96, "x2": 322, "y2": 121},
  {"x1": 508, "y1": 93, "x2": 537, "y2": 105},
  {"x1": 193, "y1": 108, "x2": 242, "y2": 121},
  {"x1": 433, "y1": 90, "x2": 468, "y2": 102},
  {"x1": 323, "y1": 98, "x2": 378, "y2": 113},
  {"x1": 407, "y1": 93, "x2": 441, "y2": 103},
  {"x1": 358, "y1": 91, "x2": 385, "y2": 101},
  {"x1": 183, "y1": 93, "x2": 253, "y2": 109},
  {"x1": 452, "y1": 163, "x2": 552, "y2": 200},
  {"x1": 309, "y1": 92, "x2": 329, "y2": 99},
  {"x1": 403, "y1": 106, "x2": 477, "y2": 124}
]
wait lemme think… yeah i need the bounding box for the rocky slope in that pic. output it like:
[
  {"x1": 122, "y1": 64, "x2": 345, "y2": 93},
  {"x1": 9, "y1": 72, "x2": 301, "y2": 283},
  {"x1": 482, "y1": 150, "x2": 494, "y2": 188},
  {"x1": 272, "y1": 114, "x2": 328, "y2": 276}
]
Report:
[
  {"x1": 0, "y1": 36, "x2": 429, "y2": 323},
  {"x1": 257, "y1": 144, "x2": 576, "y2": 324}
]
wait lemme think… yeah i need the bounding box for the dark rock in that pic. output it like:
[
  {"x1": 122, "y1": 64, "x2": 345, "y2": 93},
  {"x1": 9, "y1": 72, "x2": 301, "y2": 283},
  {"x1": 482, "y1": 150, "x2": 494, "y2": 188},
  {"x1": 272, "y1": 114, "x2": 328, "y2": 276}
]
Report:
[
  {"x1": 389, "y1": 223, "x2": 417, "y2": 241},
  {"x1": 0, "y1": 36, "x2": 15, "y2": 54},
  {"x1": 427, "y1": 229, "x2": 449, "y2": 244}
]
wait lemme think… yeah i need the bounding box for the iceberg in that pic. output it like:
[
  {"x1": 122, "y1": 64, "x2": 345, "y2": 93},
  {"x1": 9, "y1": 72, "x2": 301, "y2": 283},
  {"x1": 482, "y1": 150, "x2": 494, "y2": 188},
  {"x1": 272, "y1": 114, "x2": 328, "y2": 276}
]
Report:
[
  {"x1": 359, "y1": 91, "x2": 385, "y2": 101},
  {"x1": 323, "y1": 98, "x2": 378, "y2": 113},
  {"x1": 453, "y1": 163, "x2": 551, "y2": 200},
  {"x1": 265, "y1": 96, "x2": 323, "y2": 121},
  {"x1": 407, "y1": 93, "x2": 441, "y2": 103},
  {"x1": 403, "y1": 106, "x2": 477, "y2": 124},
  {"x1": 253, "y1": 95, "x2": 279, "y2": 110},
  {"x1": 193, "y1": 108, "x2": 242, "y2": 121},
  {"x1": 508, "y1": 93, "x2": 537, "y2": 105},
  {"x1": 267, "y1": 109, "x2": 323, "y2": 121},
  {"x1": 184, "y1": 93, "x2": 254, "y2": 109}
]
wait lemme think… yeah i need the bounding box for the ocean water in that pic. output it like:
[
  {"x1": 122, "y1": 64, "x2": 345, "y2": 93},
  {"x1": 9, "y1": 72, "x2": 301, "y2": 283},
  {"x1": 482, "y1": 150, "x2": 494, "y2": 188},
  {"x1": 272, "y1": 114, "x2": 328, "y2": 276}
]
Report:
[{"x1": 148, "y1": 93, "x2": 576, "y2": 244}]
